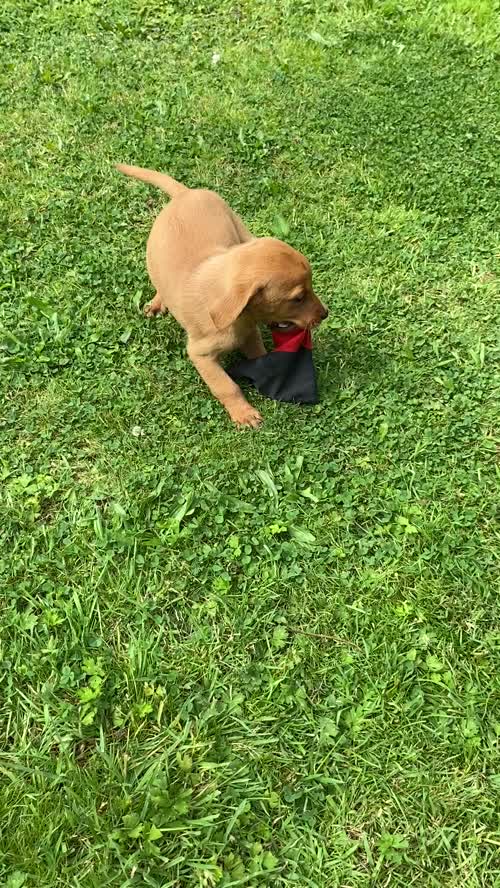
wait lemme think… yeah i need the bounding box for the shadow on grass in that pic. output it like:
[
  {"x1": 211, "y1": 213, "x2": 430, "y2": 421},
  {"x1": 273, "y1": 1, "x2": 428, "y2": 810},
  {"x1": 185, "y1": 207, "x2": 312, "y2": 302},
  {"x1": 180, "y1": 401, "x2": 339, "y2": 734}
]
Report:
[{"x1": 317, "y1": 330, "x2": 390, "y2": 392}]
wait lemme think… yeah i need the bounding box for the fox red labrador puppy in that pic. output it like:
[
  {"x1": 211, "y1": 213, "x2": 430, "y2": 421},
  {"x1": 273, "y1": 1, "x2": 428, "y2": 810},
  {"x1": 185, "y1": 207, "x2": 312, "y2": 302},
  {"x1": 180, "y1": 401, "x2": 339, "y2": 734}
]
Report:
[{"x1": 116, "y1": 163, "x2": 328, "y2": 427}]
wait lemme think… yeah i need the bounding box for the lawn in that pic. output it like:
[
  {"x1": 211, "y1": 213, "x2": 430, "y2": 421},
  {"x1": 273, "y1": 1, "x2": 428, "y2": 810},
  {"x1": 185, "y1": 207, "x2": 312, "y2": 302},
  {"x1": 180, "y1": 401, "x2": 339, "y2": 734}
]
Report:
[{"x1": 1, "y1": 0, "x2": 500, "y2": 885}]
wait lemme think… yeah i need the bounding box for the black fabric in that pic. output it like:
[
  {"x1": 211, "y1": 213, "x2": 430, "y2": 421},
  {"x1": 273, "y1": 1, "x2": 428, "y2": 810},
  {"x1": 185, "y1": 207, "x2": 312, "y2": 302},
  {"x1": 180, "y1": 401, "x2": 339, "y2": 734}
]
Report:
[{"x1": 228, "y1": 347, "x2": 318, "y2": 404}]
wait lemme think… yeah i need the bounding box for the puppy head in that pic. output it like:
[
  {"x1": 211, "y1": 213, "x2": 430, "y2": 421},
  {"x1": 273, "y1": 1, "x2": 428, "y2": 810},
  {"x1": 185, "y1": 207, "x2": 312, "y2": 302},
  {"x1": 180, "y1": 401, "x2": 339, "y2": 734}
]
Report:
[{"x1": 210, "y1": 238, "x2": 328, "y2": 331}]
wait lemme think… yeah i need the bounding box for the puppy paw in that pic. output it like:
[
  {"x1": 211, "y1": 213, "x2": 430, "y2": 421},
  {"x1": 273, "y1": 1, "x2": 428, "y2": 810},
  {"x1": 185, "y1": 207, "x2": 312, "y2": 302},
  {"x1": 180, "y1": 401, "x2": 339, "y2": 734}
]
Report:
[
  {"x1": 229, "y1": 402, "x2": 263, "y2": 429},
  {"x1": 143, "y1": 295, "x2": 167, "y2": 318},
  {"x1": 143, "y1": 302, "x2": 157, "y2": 318}
]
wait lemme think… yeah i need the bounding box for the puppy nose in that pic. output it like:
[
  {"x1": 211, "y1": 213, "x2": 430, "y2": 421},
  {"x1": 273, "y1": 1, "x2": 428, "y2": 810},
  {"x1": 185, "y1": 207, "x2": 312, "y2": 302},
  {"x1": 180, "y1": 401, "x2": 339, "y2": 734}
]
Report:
[{"x1": 321, "y1": 305, "x2": 329, "y2": 320}]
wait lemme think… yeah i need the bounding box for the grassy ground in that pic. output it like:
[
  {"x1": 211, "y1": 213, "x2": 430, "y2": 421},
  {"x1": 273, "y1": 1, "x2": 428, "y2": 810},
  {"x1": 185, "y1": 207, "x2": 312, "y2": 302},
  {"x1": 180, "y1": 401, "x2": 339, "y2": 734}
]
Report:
[{"x1": 1, "y1": 0, "x2": 500, "y2": 885}]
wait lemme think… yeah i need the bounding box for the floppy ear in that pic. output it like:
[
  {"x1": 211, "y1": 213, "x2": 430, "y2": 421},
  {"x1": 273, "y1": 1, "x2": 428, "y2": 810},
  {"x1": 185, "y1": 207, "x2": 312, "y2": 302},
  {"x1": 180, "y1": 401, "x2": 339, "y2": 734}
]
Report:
[{"x1": 209, "y1": 281, "x2": 260, "y2": 331}]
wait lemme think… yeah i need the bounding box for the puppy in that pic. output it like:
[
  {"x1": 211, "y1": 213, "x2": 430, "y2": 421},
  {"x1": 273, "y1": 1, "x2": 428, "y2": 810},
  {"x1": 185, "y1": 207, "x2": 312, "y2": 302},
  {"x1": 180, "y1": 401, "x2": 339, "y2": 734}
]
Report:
[{"x1": 116, "y1": 164, "x2": 328, "y2": 427}]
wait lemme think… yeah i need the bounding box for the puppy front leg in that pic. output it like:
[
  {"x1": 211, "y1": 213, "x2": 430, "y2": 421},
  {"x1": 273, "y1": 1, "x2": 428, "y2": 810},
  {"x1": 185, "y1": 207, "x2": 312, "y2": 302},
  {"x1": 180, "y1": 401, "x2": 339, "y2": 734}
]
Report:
[
  {"x1": 241, "y1": 326, "x2": 266, "y2": 359},
  {"x1": 188, "y1": 348, "x2": 262, "y2": 428}
]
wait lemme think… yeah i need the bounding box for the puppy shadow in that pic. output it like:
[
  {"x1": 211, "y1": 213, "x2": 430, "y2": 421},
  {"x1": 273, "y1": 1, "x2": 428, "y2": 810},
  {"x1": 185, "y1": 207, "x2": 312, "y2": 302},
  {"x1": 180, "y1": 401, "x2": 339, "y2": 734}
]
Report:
[{"x1": 316, "y1": 330, "x2": 390, "y2": 393}]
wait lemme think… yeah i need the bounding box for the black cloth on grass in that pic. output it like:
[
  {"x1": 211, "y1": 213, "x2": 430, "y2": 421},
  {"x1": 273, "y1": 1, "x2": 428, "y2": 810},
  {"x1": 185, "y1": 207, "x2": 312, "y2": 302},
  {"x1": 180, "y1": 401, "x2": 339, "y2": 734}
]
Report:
[{"x1": 228, "y1": 326, "x2": 318, "y2": 404}]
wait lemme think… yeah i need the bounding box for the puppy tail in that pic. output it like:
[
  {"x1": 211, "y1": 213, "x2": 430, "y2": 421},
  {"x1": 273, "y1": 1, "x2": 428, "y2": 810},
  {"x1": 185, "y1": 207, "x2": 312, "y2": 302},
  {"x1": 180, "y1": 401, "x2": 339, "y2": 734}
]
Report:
[{"x1": 115, "y1": 163, "x2": 188, "y2": 198}]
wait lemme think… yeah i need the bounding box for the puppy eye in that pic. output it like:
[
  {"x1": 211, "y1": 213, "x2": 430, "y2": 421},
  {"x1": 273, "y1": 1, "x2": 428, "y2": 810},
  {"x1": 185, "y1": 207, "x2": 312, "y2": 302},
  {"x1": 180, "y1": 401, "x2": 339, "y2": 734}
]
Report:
[{"x1": 293, "y1": 293, "x2": 305, "y2": 303}]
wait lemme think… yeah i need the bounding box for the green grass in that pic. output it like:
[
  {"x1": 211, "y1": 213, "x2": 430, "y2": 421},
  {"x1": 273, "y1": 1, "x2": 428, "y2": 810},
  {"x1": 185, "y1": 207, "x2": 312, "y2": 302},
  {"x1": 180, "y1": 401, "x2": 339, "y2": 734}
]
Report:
[{"x1": 1, "y1": 0, "x2": 500, "y2": 885}]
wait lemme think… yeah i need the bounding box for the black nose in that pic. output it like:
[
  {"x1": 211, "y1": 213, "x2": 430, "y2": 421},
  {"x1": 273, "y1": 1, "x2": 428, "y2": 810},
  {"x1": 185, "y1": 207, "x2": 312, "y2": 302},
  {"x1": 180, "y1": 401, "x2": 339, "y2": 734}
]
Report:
[{"x1": 321, "y1": 305, "x2": 329, "y2": 320}]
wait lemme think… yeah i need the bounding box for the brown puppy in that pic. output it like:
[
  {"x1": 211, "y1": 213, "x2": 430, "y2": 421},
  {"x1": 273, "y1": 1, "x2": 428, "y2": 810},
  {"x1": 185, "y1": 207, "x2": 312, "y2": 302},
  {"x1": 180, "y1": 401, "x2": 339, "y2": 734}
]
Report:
[{"x1": 116, "y1": 163, "x2": 328, "y2": 427}]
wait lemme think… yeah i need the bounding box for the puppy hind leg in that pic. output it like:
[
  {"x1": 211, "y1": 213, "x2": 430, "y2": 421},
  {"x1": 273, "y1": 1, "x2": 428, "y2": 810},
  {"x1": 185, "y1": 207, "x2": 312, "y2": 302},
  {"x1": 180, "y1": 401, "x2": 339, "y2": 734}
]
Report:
[{"x1": 143, "y1": 292, "x2": 168, "y2": 318}]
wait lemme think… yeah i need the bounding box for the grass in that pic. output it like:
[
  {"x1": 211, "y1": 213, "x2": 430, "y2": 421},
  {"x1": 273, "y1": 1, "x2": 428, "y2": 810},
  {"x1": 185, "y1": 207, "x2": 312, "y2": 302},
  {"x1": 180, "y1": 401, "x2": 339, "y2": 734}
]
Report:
[{"x1": 1, "y1": 0, "x2": 500, "y2": 885}]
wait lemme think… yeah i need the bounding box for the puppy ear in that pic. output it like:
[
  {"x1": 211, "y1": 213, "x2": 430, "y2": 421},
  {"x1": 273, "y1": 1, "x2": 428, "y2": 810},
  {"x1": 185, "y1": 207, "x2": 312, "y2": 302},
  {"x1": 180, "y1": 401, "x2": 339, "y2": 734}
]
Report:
[{"x1": 209, "y1": 282, "x2": 261, "y2": 331}]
